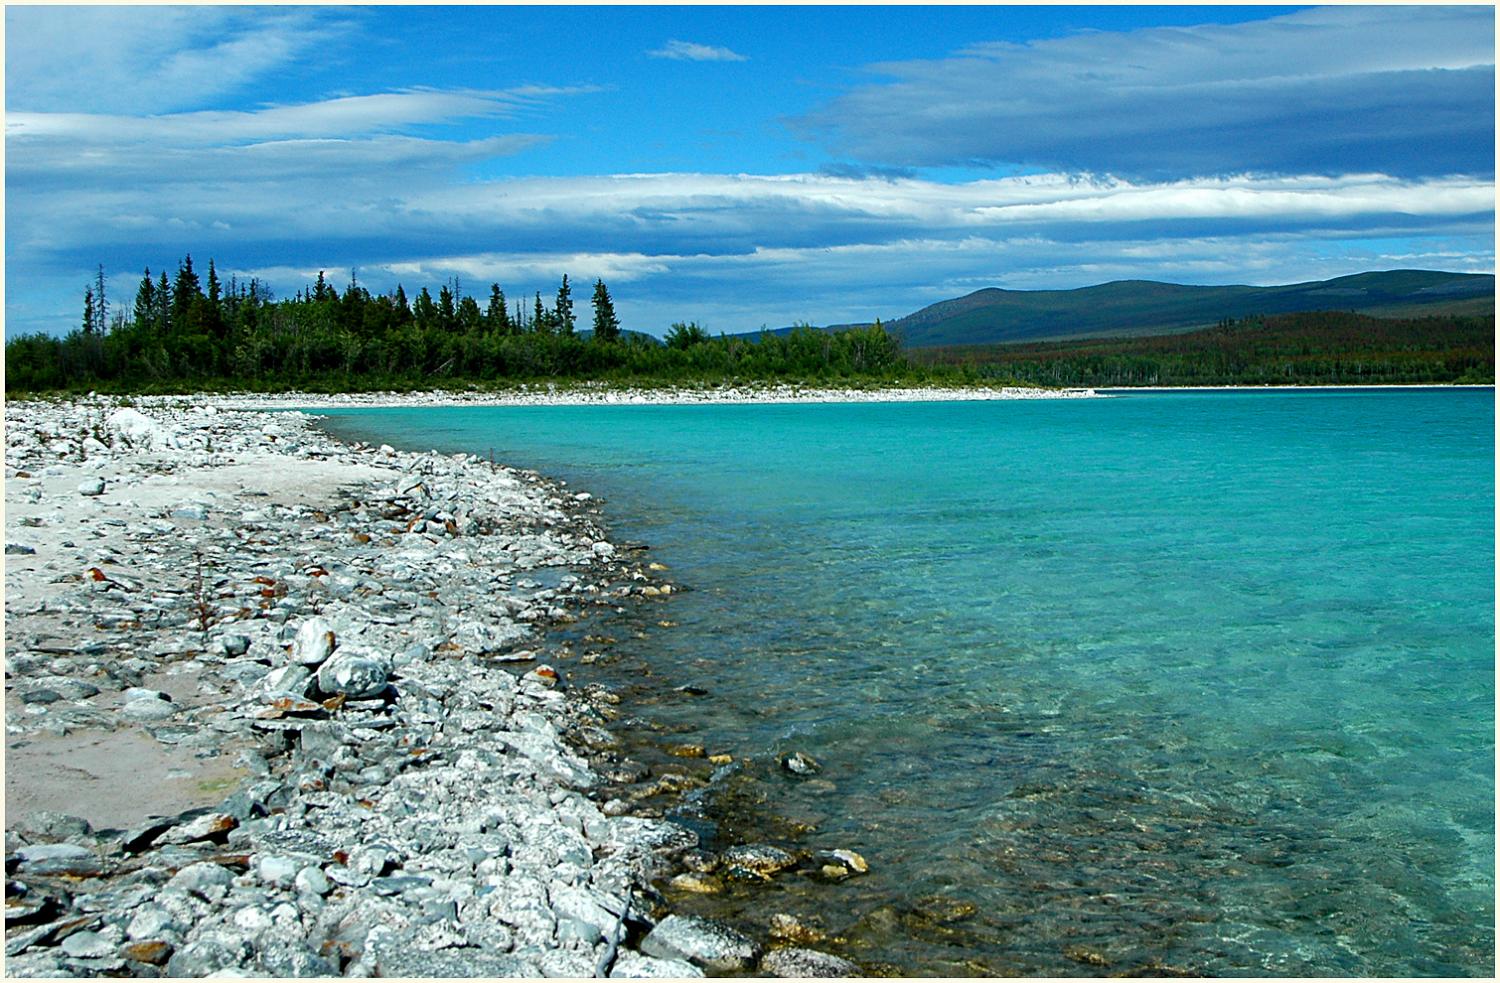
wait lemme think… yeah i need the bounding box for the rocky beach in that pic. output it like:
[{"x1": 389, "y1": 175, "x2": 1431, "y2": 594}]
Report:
[{"x1": 2, "y1": 392, "x2": 885, "y2": 978}]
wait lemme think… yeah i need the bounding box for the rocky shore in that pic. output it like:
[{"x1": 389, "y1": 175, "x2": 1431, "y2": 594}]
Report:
[
  {"x1": 3, "y1": 395, "x2": 861, "y2": 977},
  {"x1": 214, "y1": 380, "x2": 1100, "y2": 410}
]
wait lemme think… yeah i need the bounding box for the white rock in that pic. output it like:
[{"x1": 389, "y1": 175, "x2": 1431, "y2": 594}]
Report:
[
  {"x1": 291, "y1": 618, "x2": 336, "y2": 666},
  {"x1": 77, "y1": 478, "x2": 106, "y2": 497},
  {"x1": 294, "y1": 865, "x2": 331, "y2": 896},
  {"x1": 257, "y1": 854, "x2": 300, "y2": 887},
  {"x1": 315, "y1": 650, "x2": 388, "y2": 698}
]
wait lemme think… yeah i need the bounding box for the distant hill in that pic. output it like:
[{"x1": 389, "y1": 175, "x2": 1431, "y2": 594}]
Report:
[
  {"x1": 910, "y1": 308, "x2": 1494, "y2": 388},
  {"x1": 747, "y1": 270, "x2": 1493, "y2": 347},
  {"x1": 885, "y1": 270, "x2": 1494, "y2": 347}
]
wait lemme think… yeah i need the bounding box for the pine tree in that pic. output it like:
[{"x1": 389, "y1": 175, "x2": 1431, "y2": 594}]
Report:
[
  {"x1": 591, "y1": 278, "x2": 620, "y2": 342},
  {"x1": 555, "y1": 274, "x2": 575, "y2": 335},
  {"x1": 83, "y1": 287, "x2": 95, "y2": 336}
]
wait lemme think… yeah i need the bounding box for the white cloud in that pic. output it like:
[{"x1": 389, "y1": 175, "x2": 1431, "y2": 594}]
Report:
[
  {"x1": 4, "y1": 7, "x2": 348, "y2": 114},
  {"x1": 648, "y1": 39, "x2": 748, "y2": 62},
  {"x1": 796, "y1": 5, "x2": 1495, "y2": 178}
]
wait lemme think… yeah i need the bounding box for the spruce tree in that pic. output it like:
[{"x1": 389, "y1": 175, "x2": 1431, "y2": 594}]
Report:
[
  {"x1": 156, "y1": 271, "x2": 172, "y2": 332},
  {"x1": 555, "y1": 274, "x2": 575, "y2": 334},
  {"x1": 486, "y1": 283, "x2": 511, "y2": 334},
  {"x1": 171, "y1": 256, "x2": 202, "y2": 333},
  {"x1": 591, "y1": 278, "x2": 620, "y2": 342},
  {"x1": 533, "y1": 292, "x2": 550, "y2": 334},
  {"x1": 93, "y1": 265, "x2": 108, "y2": 334},
  {"x1": 134, "y1": 269, "x2": 155, "y2": 328},
  {"x1": 438, "y1": 283, "x2": 456, "y2": 331},
  {"x1": 83, "y1": 287, "x2": 95, "y2": 336}
]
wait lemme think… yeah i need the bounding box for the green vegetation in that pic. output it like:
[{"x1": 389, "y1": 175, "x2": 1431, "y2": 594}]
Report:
[
  {"x1": 882, "y1": 270, "x2": 1495, "y2": 347},
  {"x1": 4, "y1": 255, "x2": 928, "y2": 394},
  {"x1": 912, "y1": 310, "x2": 1495, "y2": 387},
  {"x1": 7, "y1": 256, "x2": 1492, "y2": 394}
]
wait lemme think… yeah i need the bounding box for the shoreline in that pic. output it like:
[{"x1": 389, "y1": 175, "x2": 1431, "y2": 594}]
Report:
[
  {"x1": 213, "y1": 381, "x2": 1099, "y2": 410},
  {"x1": 3, "y1": 394, "x2": 833, "y2": 977}
]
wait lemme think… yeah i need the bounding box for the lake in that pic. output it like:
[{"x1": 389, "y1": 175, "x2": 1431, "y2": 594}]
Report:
[{"x1": 320, "y1": 388, "x2": 1494, "y2": 976}]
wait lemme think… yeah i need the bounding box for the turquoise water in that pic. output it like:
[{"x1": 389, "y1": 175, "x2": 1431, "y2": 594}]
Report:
[{"x1": 320, "y1": 389, "x2": 1495, "y2": 976}]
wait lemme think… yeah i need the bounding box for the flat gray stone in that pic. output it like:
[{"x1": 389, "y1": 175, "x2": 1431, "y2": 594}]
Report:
[
  {"x1": 640, "y1": 914, "x2": 759, "y2": 972},
  {"x1": 760, "y1": 946, "x2": 862, "y2": 977},
  {"x1": 609, "y1": 950, "x2": 705, "y2": 978}
]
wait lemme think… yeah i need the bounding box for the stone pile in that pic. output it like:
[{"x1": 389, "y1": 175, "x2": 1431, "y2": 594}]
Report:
[{"x1": 4, "y1": 396, "x2": 860, "y2": 977}]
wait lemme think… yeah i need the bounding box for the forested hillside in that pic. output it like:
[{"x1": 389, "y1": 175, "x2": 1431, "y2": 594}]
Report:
[
  {"x1": 884, "y1": 270, "x2": 1495, "y2": 346},
  {"x1": 911, "y1": 311, "x2": 1495, "y2": 387}
]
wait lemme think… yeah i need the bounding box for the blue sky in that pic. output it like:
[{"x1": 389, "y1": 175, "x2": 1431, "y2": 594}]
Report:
[{"x1": 5, "y1": 4, "x2": 1494, "y2": 338}]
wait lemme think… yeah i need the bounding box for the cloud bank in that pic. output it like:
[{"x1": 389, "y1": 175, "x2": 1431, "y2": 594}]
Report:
[
  {"x1": 4, "y1": 5, "x2": 1492, "y2": 338},
  {"x1": 795, "y1": 5, "x2": 1495, "y2": 179}
]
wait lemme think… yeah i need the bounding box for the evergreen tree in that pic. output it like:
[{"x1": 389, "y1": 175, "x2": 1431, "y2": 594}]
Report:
[
  {"x1": 171, "y1": 256, "x2": 202, "y2": 332},
  {"x1": 134, "y1": 269, "x2": 155, "y2": 328},
  {"x1": 533, "y1": 292, "x2": 551, "y2": 335},
  {"x1": 394, "y1": 284, "x2": 410, "y2": 317},
  {"x1": 93, "y1": 265, "x2": 108, "y2": 334},
  {"x1": 591, "y1": 278, "x2": 620, "y2": 342},
  {"x1": 83, "y1": 287, "x2": 95, "y2": 336},
  {"x1": 413, "y1": 287, "x2": 437, "y2": 330},
  {"x1": 207, "y1": 260, "x2": 221, "y2": 307},
  {"x1": 438, "y1": 283, "x2": 456, "y2": 331},
  {"x1": 456, "y1": 295, "x2": 483, "y2": 333},
  {"x1": 555, "y1": 274, "x2": 575, "y2": 335},
  {"x1": 156, "y1": 271, "x2": 172, "y2": 332},
  {"x1": 486, "y1": 283, "x2": 512, "y2": 334},
  {"x1": 313, "y1": 271, "x2": 328, "y2": 302}
]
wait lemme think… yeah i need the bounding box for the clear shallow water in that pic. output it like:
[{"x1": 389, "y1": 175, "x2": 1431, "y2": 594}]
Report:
[{"x1": 321, "y1": 389, "x2": 1494, "y2": 976}]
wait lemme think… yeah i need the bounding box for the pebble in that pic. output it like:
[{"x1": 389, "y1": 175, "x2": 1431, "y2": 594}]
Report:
[{"x1": 0, "y1": 396, "x2": 749, "y2": 980}]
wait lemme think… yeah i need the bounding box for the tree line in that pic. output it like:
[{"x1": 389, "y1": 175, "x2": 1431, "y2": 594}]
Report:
[
  {"x1": 911, "y1": 310, "x2": 1495, "y2": 387},
  {"x1": 4, "y1": 255, "x2": 919, "y2": 393}
]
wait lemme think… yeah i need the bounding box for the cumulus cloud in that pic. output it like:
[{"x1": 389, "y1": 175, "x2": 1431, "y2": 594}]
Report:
[
  {"x1": 795, "y1": 5, "x2": 1495, "y2": 179},
  {"x1": 648, "y1": 39, "x2": 748, "y2": 62}
]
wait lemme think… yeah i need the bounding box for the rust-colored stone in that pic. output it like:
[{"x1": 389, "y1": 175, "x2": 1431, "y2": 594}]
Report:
[{"x1": 122, "y1": 940, "x2": 172, "y2": 964}]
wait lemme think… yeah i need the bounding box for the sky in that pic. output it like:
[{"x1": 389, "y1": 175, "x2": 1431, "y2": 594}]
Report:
[{"x1": 4, "y1": 4, "x2": 1495, "y2": 339}]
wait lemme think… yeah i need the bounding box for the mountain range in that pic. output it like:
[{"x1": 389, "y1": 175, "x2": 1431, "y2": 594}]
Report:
[{"x1": 793, "y1": 270, "x2": 1493, "y2": 348}]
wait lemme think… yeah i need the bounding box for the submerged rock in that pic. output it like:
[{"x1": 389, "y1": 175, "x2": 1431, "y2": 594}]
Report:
[
  {"x1": 760, "y1": 946, "x2": 862, "y2": 977},
  {"x1": 721, "y1": 843, "x2": 797, "y2": 879},
  {"x1": 780, "y1": 750, "x2": 821, "y2": 776},
  {"x1": 640, "y1": 914, "x2": 760, "y2": 972}
]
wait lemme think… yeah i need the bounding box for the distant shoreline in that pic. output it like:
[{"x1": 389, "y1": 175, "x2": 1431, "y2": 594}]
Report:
[
  {"x1": 197, "y1": 382, "x2": 1100, "y2": 410},
  {"x1": 1096, "y1": 383, "x2": 1495, "y2": 392}
]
